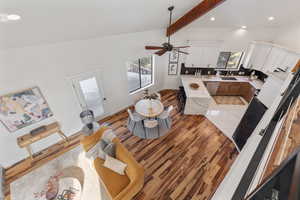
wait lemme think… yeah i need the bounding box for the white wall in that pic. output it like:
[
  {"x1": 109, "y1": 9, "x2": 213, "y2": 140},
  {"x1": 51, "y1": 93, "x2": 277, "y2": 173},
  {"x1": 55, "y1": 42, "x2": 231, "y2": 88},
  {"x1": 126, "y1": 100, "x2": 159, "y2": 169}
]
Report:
[
  {"x1": 273, "y1": 22, "x2": 300, "y2": 53},
  {"x1": 161, "y1": 27, "x2": 279, "y2": 89},
  {"x1": 0, "y1": 26, "x2": 279, "y2": 167},
  {"x1": 0, "y1": 30, "x2": 168, "y2": 167}
]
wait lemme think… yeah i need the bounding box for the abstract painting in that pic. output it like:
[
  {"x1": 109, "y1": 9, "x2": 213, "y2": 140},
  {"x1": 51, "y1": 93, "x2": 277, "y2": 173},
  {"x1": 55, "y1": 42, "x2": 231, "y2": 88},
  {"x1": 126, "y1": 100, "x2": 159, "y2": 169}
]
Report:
[{"x1": 0, "y1": 87, "x2": 53, "y2": 132}]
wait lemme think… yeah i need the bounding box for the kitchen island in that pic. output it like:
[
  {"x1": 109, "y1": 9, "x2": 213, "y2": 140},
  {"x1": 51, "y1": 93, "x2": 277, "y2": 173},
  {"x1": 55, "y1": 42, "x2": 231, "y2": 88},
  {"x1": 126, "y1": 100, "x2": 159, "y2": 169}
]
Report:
[
  {"x1": 181, "y1": 76, "x2": 212, "y2": 115},
  {"x1": 181, "y1": 75, "x2": 264, "y2": 115}
]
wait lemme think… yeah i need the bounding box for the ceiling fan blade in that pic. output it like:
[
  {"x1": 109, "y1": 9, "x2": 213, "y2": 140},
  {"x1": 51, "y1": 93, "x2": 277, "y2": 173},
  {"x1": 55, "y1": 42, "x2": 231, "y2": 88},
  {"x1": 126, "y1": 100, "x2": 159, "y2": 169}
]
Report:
[
  {"x1": 145, "y1": 46, "x2": 164, "y2": 50},
  {"x1": 155, "y1": 49, "x2": 168, "y2": 56},
  {"x1": 177, "y1": 50, "x2": 189, "y2": 55},
  {"x1": 174, "y1": 46, "x2": 191, "y2": 48}
]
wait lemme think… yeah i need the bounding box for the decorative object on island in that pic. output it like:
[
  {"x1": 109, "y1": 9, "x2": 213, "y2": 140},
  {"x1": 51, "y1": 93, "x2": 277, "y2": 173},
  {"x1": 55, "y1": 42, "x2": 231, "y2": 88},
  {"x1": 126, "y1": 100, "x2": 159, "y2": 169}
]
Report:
[
  {"x1": 145, "y1": 6, "x2": 190, "y2": 56},
  {"x1": 80, "y1": 109, "x2": 100, "y2": 136},
  {"x1": 189, "y1": 83, "x2": 200, "y2": 90},
  {"x1": 17, "y1": 122, "x2": 68, "y2": 161},
  {"x1": 0, "y1": 87, "x2": 53, "y2": 132}
]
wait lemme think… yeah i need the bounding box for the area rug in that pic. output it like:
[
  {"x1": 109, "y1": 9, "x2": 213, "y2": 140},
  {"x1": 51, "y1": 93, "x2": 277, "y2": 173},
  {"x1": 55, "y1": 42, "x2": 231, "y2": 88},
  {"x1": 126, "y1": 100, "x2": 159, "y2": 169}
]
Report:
[
  {"x1": 10, "y1": 146, "x2": 109, "y2": 200},
  {"x1": 213, "y1": 96, "x2": 246, "y2": 105}
]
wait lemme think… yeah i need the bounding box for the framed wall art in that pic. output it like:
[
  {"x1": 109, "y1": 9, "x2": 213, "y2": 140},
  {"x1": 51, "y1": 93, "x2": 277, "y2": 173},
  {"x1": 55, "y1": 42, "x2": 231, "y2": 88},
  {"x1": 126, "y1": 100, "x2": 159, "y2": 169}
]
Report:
[
  {"x1": 168, "y1": 49, "x2": 179, "y2": 75},
  {"x1": 0, "y1": 87, "x2": 53, "y2": 132}
]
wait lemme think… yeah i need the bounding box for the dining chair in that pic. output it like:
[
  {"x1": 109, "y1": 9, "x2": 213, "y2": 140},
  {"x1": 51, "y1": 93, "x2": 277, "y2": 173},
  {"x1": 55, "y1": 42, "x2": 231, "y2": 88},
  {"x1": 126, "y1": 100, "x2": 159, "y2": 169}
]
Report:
[
  {"x1": 154, "y1": 92, "x2": 161, "y2": 100},
  {"x1": 144, "y1": 119, "x2": 159, "y2": 139},
  {"x1": 127, "y1": 109, "x2": 145, "y2": 138},
  {"x1": 158, "y1": 105, "x2": 174, "y2": 130}
]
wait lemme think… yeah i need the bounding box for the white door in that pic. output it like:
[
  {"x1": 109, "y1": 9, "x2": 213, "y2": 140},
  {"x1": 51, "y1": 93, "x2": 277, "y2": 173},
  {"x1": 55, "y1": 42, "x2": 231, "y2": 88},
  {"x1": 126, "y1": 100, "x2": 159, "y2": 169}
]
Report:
[{"x1": 71, "y1": 71, "x2": 106, "y2": 119}]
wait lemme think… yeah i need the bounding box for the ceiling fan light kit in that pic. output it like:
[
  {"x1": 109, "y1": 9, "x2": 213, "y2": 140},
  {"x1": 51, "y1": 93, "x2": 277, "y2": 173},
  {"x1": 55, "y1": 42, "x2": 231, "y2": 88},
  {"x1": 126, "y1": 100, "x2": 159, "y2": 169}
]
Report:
[{"x1": 145, "y1": 6, "x2": 190, "y2": 56}]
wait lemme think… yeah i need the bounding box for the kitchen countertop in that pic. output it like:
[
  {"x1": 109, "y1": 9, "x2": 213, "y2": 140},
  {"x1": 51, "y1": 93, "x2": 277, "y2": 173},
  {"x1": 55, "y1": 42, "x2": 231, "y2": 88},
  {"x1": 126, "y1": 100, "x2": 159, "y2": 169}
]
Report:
[
  {"x1": 181, "y1": 75, "x2": 264, "y2": 90},
  {"x1": 181, "y1": 76, "x2": 211, "y2": 98}
]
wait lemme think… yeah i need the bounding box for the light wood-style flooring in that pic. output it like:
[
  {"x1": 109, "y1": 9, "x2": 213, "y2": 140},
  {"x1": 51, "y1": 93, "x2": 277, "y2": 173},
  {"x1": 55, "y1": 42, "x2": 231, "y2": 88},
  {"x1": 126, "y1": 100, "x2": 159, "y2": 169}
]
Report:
[
  {"x1": 5, "y1": 90, "x2": 238, "y2": 200},
  {"x1": 99, "y1": 90, "x2": 238, "y2": 200}
]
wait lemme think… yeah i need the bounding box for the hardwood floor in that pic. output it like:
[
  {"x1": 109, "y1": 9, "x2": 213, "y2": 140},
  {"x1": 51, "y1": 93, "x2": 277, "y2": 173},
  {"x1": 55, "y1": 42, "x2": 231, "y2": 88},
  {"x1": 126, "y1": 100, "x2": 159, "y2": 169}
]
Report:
[
  {"x1": 5, "y1": 90, "x2": 238, "y2": 200},
  {"x1": 99, "y1": 90, "x2": 238, "y2": 200},
  {"x1": 261, "y1": 97, "x2": 300, "y2": 182}
]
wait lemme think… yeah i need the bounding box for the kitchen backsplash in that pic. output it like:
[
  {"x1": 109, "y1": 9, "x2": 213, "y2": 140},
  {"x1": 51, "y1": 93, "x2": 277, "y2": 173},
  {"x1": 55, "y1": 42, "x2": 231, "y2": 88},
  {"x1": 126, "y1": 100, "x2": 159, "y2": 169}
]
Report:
[{"x1": 180, "y1": 63, "x2": 268, "y2": 82}]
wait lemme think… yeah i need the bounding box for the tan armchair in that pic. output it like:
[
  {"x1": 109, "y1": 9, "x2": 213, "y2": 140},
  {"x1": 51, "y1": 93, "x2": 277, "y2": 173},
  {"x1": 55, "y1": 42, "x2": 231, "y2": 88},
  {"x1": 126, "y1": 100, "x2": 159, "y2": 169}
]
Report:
[{"x1": 81, "y1": 127, "x2": 144, "y2": 200}]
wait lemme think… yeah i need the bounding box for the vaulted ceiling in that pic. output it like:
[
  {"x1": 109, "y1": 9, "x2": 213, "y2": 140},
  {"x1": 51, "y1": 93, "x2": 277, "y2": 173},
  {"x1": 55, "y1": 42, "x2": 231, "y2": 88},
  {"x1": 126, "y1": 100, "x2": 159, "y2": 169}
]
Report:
[{"x1": 0, "y1": 0, "x2": 299, "y2": 49}]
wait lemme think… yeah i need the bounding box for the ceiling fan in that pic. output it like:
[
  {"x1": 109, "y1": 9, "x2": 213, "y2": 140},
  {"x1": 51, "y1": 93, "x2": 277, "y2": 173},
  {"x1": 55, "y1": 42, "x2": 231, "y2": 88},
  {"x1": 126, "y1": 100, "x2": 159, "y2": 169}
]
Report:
[{"x1": 145, "y1": 6, "x2": 190, "y2": 56}]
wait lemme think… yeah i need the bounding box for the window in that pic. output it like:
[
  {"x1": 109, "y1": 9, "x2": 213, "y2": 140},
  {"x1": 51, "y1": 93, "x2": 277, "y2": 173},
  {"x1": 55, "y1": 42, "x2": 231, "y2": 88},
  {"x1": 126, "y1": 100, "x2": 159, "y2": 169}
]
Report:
[{"x1": 127, "y1": 56, "x2": 154, "y2": 93}]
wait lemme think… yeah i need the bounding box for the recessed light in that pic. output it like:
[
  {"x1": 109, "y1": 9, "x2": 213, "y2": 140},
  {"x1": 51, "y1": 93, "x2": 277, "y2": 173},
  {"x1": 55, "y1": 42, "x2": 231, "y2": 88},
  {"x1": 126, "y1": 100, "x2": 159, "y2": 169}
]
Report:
[
  {"x1": 210, "y1": 17, "x2": 216, "y2": 21},
  {"x1": 268, "y1": 16, "x2": 275, "y2": 21},
  {"x1": 7, "y1": 14, "x2": 21, "y2": 21},
  {"x1": 0, "y1": 13, "x2": 21, "y2": 22},
  {"x1": 241, "y1": 26, "x2": 247, "y2": 29}
]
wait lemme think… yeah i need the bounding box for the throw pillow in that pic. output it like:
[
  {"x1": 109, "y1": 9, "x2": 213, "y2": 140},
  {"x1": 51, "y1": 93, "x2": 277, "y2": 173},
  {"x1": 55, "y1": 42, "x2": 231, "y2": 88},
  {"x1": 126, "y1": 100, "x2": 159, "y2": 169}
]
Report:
[
  {"x1": 98, "y1": 139, "x2": 108, "y2": 159},
  {"x1": 102, "y1": 129, "x2": 116, "y2": 143},
  {"x1": 103, "y1": 142, "x2": 116, "y2": 158},
  {"x1": 103, "y1": 155, "x2": 127, "y2": 175},
  {"x1": 85, "y1": 139, "x2": 107, "y2": 160}
]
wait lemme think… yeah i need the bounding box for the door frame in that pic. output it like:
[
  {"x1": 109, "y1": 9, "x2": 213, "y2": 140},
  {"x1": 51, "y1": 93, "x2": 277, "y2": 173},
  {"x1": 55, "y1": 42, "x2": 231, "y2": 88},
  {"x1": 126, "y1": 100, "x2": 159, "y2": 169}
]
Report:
[{"x1": 68, "y1": 69, "x2": 107, "y2": 121}]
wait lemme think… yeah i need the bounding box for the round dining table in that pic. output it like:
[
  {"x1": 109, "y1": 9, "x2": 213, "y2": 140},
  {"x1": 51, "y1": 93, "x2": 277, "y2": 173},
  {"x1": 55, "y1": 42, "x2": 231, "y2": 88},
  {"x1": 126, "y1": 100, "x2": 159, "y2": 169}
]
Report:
[{"x1": 135, "y1": 99, "x2": 164, "y2": 118}]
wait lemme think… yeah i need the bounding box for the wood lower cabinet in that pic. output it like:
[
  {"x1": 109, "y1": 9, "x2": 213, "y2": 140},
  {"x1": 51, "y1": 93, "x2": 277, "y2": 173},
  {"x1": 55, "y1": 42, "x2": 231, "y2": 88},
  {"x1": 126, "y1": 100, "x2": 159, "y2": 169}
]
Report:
[
  {"x1": 216, "y1": 82, "x2": 241, "y2": 96},
  {"x1": 204, "y1": 81, "x2": 256, "y2": 103}
]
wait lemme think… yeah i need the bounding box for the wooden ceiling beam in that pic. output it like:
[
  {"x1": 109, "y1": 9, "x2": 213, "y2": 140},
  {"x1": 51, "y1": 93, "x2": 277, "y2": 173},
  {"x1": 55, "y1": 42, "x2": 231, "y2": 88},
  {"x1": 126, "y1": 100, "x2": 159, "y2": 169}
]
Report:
[
  {"x1": 166, "y1": 0, "x2": 226, "y2": 36},
  {"x1": 292, "y1": 59, "x2": 300, "y2": 73}
]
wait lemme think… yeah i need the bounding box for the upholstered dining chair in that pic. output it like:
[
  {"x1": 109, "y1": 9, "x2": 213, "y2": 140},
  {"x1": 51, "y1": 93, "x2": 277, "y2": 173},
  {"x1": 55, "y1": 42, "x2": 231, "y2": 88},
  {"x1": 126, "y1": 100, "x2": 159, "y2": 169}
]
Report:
[
  {"x1": 127, "y1": 109, "x2": 145, "y2": 138},
  {"x1": 154, "y1": 92, "x2": 161, "y2": 100},
  {"x1": 144, "y1": 119, "x2": 159, "y2": 139},
  {"x1": 158, "y1": 105, "x2": 174, "y2": 129}
]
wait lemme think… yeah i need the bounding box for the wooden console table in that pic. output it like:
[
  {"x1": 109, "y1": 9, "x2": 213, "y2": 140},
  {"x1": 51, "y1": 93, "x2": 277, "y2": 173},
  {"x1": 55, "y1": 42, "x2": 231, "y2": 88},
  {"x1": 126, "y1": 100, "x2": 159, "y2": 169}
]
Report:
[{"x1": 17, "y1": 122, "x2": 68, "y2": 161}]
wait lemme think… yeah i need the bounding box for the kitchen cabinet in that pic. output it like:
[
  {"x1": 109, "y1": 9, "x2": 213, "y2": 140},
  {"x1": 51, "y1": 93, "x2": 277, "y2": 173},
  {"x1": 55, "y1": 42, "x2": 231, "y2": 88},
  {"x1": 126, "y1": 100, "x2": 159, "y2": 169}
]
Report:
[
  {"x1": 244, "y1": 42, "x2": 300, "y2": 75},
  {"x1": 280, "y1": 51, "x2": 299, "y2": 72},
  {"x1": 205, "y1": 82, "x2": 220, "y2": 95},
  {"x1": 246, "y1": 43, "x2": 272, "y2": 71},
  {"x1": 264, "y1": 47, "x2": 287, "y2": 73},
  {"x1": 215, "y1": 82, "x2": 240, "y2": 96},
  {"x1": 204, "y1": 81, "x2": 256, "y2": 103},
  {"x1": 185, "y1": 41, "x2": 221, "y2": 68},
  {"x1": 240, "y1": 82, "x2": 256, "y2": 103}
]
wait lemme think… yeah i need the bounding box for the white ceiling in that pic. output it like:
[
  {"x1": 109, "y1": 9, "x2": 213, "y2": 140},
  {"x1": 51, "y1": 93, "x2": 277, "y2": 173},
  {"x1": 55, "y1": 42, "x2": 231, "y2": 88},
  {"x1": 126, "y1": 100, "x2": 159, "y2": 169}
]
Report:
[{"x1": 0, "y1": 0, "x2": 299, "y2": 49}]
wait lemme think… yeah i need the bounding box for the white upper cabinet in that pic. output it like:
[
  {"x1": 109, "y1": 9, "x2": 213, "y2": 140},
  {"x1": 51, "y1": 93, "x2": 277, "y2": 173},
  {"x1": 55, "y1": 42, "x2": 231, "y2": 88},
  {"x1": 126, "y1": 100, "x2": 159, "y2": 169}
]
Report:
[
  {"x1": 245, "y1": 43, "x2": 272, "y2": 71},
  {"x1": 185, "y1": 41, "x2": 221, "y2": 68},
  {"x1": 280, "y1": 51, "x2": 299, "y2": 72},
  {"x1": 264, "y1": 47, "x2": 287, "y2": 73},
  {"x1": 244, "y1": 42, "x2": 300, "y2": 74}
]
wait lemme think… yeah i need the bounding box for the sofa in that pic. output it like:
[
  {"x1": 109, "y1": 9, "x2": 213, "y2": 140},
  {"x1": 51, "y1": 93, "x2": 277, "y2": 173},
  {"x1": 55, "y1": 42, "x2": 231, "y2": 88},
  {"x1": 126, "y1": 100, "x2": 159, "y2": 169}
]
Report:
[{"x1": 81, "y1": 127, "x2": 144, "y2": 200}]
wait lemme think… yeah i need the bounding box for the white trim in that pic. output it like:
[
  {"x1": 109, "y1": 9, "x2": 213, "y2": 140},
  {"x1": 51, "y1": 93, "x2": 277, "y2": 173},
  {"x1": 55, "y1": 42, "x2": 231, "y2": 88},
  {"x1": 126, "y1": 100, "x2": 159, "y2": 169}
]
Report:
[
  {"x1": 129, "y1": 83, "x2": 154, "y2": 95},
  {"x1": 128, "y1": 55, "x2": 155, "y2": 95}
]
